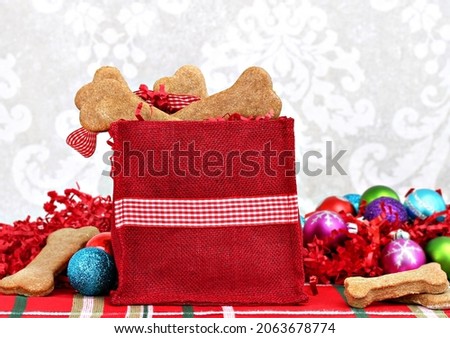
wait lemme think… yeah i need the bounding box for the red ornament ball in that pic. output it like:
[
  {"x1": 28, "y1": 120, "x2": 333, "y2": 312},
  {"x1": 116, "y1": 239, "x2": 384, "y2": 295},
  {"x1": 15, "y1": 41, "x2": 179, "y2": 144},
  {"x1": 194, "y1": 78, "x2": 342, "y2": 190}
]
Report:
[
  {"x1": 316, "y1": 196, "x2": 356, "y2": 215},
  {"x1": 86, "y1": 232, "x2": 113, "y2": 256}
]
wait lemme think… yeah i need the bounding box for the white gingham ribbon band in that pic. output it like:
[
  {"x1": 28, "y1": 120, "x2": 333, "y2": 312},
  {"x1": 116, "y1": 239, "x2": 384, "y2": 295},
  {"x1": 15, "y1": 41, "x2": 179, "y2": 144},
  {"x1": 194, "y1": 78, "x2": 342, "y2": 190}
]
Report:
[{"x1": 114, "y1": 194, "x2": 299, "y2": 228}]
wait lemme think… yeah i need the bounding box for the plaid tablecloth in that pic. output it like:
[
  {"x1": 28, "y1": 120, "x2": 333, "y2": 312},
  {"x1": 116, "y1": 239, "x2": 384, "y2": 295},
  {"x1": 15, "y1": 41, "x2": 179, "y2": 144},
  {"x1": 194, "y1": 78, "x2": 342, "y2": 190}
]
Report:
[{"x1": 1, "y1": 285, "x2": 448, "y2": 318}]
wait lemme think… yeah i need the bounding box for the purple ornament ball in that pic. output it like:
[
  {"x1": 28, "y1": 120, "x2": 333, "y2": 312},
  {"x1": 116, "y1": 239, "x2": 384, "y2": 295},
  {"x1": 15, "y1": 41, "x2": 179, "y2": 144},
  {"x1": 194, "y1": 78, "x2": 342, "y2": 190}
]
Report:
[
  {"x1": 381, "y1": 239, "x2": 426, "y2": 274},
  {"x1": 364, "y1": 197, "x2": 408, "y2": 223},
  {"x1": 303, "y1": 210, "x2": 348, "y2": 247}
]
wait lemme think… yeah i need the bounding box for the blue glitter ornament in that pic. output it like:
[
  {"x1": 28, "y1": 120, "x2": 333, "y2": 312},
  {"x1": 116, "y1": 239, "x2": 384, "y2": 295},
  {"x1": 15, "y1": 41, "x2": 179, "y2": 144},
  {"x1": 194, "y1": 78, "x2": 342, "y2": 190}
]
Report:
[
  {"x1": 404, "y1": 189, "x2": 446, "y2": 221},
  {"x1": 68, "y1": 247, "x2": 117, "y2": 296},
  {"x1": 364, "y1": 197, "x2": 408, "y2": 223},
  {"x1": 343, "y1": 194, "x2": 361, "y2": 213}
]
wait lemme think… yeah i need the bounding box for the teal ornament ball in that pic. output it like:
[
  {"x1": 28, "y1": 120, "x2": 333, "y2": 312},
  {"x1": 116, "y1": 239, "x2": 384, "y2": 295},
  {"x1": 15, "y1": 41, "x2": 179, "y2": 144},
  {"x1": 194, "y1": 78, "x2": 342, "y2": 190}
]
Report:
[
  {"x1": 361, "y1": 185, "x2": 400, "y2": 205},
  {"x1": 68, "y1": 247, "x2": 117, "y2": 296},
  {"x1": 343, "y1": 194, "x2": 361, "y2": 213},
  {"x1": 404, "y1": 189, "x2": 446, "y2": 221},
  {"x1": 425, "y1": 236, "x2": 450, "y2": 279}
]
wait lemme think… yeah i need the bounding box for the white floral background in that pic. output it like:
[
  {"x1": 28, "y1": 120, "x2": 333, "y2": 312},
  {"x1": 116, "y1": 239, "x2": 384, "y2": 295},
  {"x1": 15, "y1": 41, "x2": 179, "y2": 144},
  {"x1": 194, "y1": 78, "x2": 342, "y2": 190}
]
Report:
[{"x1": 0, "y1": 0, "x2": 449, "y2": 224}]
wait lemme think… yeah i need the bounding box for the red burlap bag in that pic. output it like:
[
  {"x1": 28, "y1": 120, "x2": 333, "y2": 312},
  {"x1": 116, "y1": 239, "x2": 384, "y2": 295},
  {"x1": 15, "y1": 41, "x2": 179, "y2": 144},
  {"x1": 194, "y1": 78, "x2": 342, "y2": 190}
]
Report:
[{"x1": 109, "y1": 118, "x2": 307, "y2": 305}]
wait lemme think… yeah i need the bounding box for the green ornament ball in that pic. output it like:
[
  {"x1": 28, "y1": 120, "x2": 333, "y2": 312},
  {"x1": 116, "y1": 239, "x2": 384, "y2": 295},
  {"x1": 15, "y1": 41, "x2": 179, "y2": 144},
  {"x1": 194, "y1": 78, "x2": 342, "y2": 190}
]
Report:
[
  {"x1": 425, "y1": 236, "x2": 450, "y2": 279},
  {"x1": 360, "y1": 185, "x2": 400, "y2": 205}
]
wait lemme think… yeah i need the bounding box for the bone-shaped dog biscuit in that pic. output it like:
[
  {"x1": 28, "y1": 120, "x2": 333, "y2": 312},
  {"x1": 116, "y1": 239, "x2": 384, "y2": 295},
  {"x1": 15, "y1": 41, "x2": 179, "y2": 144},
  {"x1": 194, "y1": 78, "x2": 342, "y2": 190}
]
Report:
[
  {"x1": 172, "y1": 66, "x2": 282, "y2": 120},
  {"x1": 75, "y1": 66, "x2": 128, "y2": 110},
  {"x1": 153, "y1": 65, "x2": 208, "y2": 99},
  {"x1": 344, "y1": 263, "x2": 449, "y2": 308},
  {"x1": 0, "y1": 226, "x2": 99, "y2": 296},
  {"x1": 77, "y1": 78, "x2": 178, "y2": 132},
  {"x1": 392, "y1": 287, "x2": 450, "y2": 310}
]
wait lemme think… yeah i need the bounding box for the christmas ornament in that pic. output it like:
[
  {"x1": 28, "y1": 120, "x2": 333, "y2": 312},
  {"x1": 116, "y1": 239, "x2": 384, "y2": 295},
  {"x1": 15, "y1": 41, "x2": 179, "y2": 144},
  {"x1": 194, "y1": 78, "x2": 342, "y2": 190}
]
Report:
[
  {"x1": 303, "y1": 211, "x2": 348, "y2": 247},
  {"x1": 86, "y1": 232, "x2": 113, "y2": 256},
  {"x1": 303, "y1": 189, "x2": 450, "y2": 284},
  {"x1": 404, "y1": 188, "x2": 446, "y2": 221},
  {"x1": 343, "y1": 194, "x2": 361, "y2": 214},
  {"x1": 347, "y1": 222, "x2": 358, "y2": 234},
  {"x1": 316, "y1": 196, "x2": 355, "y2": 215},
  {"x1": 425, "y1": 236, "x2": 450, "y2": 279},
  {"x1": 381, "y1": 238, "x2": 426, "y2": 274},
  {"x1": 68, "y1": 247, "x2": 117, "y2": 296},
  {"x1": 364, "y1": 197, "x2": 408, "y2": 223},
  {"x1": 361, "y1": 185, "x2": 400, "y2": 206},
  {"x1": 390, "y1": 229, "x2": 410, "y2": 240}
]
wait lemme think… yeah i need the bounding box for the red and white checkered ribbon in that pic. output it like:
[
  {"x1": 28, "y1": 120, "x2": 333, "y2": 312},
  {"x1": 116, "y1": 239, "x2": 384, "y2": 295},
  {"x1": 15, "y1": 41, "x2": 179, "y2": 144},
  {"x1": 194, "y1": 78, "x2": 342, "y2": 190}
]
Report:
[
  {"x1": 166, "y1": 93, "x2": 200, "y2": 112},
  {"x1": 114, "y1": 194, "x2": 299, "y2": 228},
  {"x1": 67, "y1": 86, "x2": 199, "y2": 158},
  {"x1": 66, "y1": 127, "x2": 99, "y2": 158},
  {"x1": 134, "y1": 84, "x2": 200, "y2": 114}
]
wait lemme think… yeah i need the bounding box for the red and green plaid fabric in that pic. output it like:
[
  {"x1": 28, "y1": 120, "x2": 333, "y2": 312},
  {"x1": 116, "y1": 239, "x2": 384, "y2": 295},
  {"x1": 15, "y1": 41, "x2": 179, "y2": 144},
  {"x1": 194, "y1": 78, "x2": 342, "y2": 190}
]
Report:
[{"x1": 1, "y1": 285, "x2": 449, "y2": 318}]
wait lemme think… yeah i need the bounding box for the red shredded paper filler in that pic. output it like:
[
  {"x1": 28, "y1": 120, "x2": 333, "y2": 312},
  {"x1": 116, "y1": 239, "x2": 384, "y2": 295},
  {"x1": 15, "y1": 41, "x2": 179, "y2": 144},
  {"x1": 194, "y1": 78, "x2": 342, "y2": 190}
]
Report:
[{"x1": 0, "y1": 188, "x2": 112, "y2": 279}]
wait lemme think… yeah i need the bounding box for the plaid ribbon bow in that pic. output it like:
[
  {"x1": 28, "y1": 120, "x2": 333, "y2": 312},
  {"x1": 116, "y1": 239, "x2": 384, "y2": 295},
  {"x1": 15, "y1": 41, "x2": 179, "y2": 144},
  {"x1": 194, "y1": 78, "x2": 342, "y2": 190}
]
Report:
[
  {"x1": 134, "y1": 84, "x2": 201, "y2": 114},
  {"x1": 66, "y1": 86, "x2": 201, "y2": 158}
]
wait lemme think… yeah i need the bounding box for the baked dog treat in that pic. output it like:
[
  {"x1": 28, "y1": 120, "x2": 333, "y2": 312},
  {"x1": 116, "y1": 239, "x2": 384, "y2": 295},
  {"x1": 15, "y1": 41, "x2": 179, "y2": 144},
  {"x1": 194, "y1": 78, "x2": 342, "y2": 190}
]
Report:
[
  {"x1": 75, "y1": 66, "x2": 128, "y2": 109},
  {"x1": 153, "y1": 65, "x2": 208, "y2": 99},
  {"x1": 75, "y1": 68, "x2": 178, "y2": 132},
  {"x1": 344, "y1": 263, "x2": 449, "y2": 308},
  {"x1": 172, "y1": 66, "x2": 282, "y2": 120},
  {"x1": 392, "y1": 287, "x2": 450, "y2": 310},
  {"x1": 73, "y1": 65, "x2": 281, "y2": 132},
  {"x1": 0, "y1": 226, "x2": 99, "y2": 296}
]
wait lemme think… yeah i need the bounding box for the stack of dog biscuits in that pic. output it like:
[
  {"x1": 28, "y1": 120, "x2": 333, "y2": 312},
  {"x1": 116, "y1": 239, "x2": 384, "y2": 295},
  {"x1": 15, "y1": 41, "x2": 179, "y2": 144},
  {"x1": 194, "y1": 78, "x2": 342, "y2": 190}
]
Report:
[
  {"x1": 344, "y1": 263, "x2": 450, "y2": 309},
  {"x1": 74, "y1": 65, "x2": 282, "y2": 133}
]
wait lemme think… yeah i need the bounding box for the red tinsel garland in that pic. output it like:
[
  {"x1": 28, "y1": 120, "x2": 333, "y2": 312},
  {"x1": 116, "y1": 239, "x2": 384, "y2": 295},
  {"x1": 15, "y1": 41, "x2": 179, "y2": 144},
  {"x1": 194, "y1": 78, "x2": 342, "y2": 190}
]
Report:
[
  {"x1": 0, "y1": 188, "x2": 112, "y2": 279},
  {"x1": 303, "y1": 205, "x2": 450, "y2": 284}
]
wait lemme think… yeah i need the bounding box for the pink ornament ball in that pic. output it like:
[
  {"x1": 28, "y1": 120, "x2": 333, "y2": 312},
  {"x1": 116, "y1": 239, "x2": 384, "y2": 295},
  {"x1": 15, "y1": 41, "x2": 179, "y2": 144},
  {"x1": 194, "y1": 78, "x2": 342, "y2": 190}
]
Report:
[
  {"x1": 381, "y1": 239, "x2": 426, "y2": 274},
  {"x1": 303, "y1": 210, "x2": 348, "y2": 247}
]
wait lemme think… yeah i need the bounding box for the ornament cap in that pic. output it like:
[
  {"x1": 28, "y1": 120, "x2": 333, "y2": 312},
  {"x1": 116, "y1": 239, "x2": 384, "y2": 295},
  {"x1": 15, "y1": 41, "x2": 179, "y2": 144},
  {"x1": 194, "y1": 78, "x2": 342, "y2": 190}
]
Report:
[{"x1": 391, "y1": 229, "x2": 410, "y2": 240}]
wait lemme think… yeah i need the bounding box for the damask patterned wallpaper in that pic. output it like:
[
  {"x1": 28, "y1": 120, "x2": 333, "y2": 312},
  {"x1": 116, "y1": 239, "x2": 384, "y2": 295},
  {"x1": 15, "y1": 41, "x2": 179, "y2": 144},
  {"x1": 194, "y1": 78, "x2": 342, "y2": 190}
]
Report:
[{"x1": 0, "y1": 0, "x2": 449, "y2": 223}]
